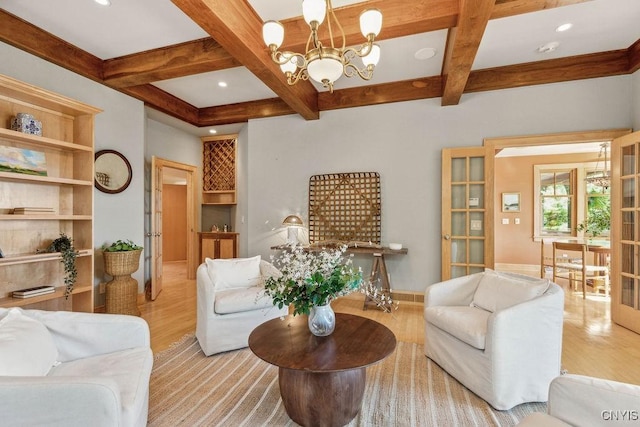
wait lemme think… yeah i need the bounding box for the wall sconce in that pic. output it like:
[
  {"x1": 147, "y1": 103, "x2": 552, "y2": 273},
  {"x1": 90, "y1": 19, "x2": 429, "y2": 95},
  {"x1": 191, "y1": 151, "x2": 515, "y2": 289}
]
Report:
[{"x1": 282, "y1": 215, "x2": 304, "y2": 244}]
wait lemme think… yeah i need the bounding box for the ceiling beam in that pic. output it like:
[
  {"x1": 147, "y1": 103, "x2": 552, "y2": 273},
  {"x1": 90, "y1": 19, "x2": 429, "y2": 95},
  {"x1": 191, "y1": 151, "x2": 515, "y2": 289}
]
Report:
[
  {"x1": 171, "y1": 0, "x2": 319, "y2": 121},
  {"x1": 319, "y1": 77, "x2": 443, "y2": 111},
  {"x1": 0, "y1": 9, "x2": 103, "y2": 83},
  {"x1": 98, "y1": 0, "x2": 587, "y2": 87},
  {"x1": 103, "y1": 38, "x2": 241, "y2": 88},
  {"x1": 123, "y1": 84, "x2": 200, "y2": 126},
  {"x1": 629, "y1": 39, "x2": 640, "y2": 73},
  {"x1": 207, "y1": 44, "x2": 635, "y2": 126},
  {"x1": 199, "y1": 98, "x2": 295, "y2": 126},
  {"x1": 465, "y1": 49, "x2": 630, "y2": 93},
  {"x1": 441, "y1": 0, "x2": 496, "y2": 106}
]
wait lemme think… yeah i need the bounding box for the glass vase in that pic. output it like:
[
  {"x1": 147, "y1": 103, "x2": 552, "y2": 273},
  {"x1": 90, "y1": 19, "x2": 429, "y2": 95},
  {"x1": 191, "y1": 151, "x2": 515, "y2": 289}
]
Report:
[{"x1": 308, "y1": 303, "x2": 336, "y2": 336}]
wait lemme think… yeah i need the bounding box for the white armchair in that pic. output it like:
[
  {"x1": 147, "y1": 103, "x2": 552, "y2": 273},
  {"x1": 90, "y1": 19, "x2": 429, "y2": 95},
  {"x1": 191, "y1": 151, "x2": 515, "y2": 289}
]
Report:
[
  {"x1": 196, "y1": 255, "x2": 289, "y2": 356},
  {"x1": 424, "y1": 270, "x2": 564, "y2": 410},
  {"x1": 0, "y1": 308, "x2": 153, "y2": 427},
  {"x1": 518, "y1": 374, "x2": 640, "y2": 426}
]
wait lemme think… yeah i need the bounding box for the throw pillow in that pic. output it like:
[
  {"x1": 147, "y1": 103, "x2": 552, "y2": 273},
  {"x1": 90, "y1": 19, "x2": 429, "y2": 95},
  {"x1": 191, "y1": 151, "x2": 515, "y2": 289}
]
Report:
[
  {"x1": 472, "y1": 269, "x2": 550, "y2": 312},
  {"x1": 205, "y1": 255, "x2": 262, "y2": 290},
  {"x1": 0, "y1": 308, "x2": 59, "y2": 376}
]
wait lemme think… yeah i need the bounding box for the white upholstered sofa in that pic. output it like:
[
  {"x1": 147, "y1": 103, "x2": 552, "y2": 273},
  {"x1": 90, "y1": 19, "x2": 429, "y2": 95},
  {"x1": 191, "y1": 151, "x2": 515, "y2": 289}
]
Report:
[
  {"x1": 518, "y1": 374, "x2": 640, "y2": 426},
  {"x1": 0, "y1": 307, "x2": 153, "y2": 426},
  {"x1": 196, "y1": 255, "x2": 289, "y2": 356},
  {"x1": 424, "y1": 269, "x2": 564, "y2": 410}
]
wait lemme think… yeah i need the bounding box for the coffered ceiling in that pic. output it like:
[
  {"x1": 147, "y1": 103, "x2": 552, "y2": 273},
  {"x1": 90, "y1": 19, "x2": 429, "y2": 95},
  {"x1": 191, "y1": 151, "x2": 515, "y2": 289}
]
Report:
[{"x1": 1, "y1": 0, "x2": 639, "y2": 136}]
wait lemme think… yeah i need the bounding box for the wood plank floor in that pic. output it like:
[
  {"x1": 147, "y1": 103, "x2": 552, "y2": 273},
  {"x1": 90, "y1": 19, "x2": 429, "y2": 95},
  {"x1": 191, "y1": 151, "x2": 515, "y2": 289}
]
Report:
[{"x1": 141, "y1": 262, "x2": 640, "y2": 385}]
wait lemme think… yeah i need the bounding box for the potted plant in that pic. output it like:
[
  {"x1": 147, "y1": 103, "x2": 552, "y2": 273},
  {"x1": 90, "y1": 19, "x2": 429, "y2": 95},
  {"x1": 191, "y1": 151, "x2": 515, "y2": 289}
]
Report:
[
  {"x1": 44, "y1": 233, "x2": 78, "y2": 299},
  {"x1": 102, "y1": 239, "x2": 143, "y2": 277},
  {"x1": 102, "y1": 239, "x2": 143, "y2": 315}
]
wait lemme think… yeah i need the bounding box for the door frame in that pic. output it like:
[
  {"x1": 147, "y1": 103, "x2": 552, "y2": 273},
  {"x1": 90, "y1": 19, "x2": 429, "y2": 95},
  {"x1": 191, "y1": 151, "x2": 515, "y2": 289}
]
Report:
[{"x1": 151, "y1": 157, "x2": 198, "y2": 284}]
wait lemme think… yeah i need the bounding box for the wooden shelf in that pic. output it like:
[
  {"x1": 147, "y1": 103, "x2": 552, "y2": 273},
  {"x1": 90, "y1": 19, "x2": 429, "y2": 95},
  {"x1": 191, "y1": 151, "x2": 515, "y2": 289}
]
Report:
[
  {"x1": 0, "y1": 250, "x2": 92, "y2": 266},
  {"x1": 0, "y1": 127, "x2": 93, "y2": 152},
  {"x1": 0, "y1": 215, "x2": 92, "y2": 220},
  {"x1": 0, "y1": 283, "x2": 93, "y2": 308},
  {"x1": 0, "y1": 171, "x2": 92, "y2": 186}
]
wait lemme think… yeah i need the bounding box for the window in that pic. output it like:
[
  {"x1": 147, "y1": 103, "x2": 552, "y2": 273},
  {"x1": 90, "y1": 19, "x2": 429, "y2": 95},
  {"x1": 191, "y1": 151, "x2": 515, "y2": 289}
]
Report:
[
  {"x1": 540, "y1": 170, "x2": 574, "y2": 235},
  {"x1": 534, "y1": 163, "x2": 610, "y2": 239}
]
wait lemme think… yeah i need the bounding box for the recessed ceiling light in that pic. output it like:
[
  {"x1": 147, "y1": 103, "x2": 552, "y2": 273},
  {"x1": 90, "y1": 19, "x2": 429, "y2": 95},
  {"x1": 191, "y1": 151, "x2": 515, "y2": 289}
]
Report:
[
  {"x1": 556, "y1": 23, "x2": 573, "y2": 32},
  {"x1": 537, "y1": 41, "x2": 560, "y2": 54},
  {"x1": 94, "y1": 0, "x2": 111, "y2": 6},
  {"x1": 414, "y1": 47, "x2": 437, "y2": 60},
  {"x1": 218, "y1": 81, "x2": 228, "y2": 88},
  {"x1": 209, "y1": 129, "x2": 217, "y2": 134}
]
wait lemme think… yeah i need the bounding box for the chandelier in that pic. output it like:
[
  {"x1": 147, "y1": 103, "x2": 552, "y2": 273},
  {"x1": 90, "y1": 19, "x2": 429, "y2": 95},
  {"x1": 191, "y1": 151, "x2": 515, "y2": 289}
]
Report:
[
  {"x1": 262, "y1": 0, "x2": 383, "y2": 93},
  {"x1": 585, "y1": 142, "x2": 611, "y2": 189}
]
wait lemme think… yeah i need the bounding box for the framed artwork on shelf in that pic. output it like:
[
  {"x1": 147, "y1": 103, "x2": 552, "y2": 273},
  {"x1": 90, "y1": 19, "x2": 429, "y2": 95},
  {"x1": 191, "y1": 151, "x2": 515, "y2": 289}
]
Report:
[
  {"x1": 502, "y1": 192, "x2": 521, "y2": 212},
  {"x1": 0, "y1": 145, "x2": 47, "y2": 176}
]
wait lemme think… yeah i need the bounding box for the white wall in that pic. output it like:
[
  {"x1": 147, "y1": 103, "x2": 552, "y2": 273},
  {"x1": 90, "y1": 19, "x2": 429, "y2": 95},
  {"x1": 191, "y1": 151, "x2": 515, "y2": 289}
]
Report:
[
  {"x1": 247, "y1": 76, "x2": 634, "y2": 292},
  {"x1": 0, "y1": 42, "x2": 146, "y2": 304}
]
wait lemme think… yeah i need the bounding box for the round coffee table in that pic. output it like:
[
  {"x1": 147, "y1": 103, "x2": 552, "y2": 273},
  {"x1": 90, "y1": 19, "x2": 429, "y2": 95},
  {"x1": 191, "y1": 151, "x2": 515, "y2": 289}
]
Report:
[{"x1": 248, "y1": 313, "x2": 396, "y2": 427}]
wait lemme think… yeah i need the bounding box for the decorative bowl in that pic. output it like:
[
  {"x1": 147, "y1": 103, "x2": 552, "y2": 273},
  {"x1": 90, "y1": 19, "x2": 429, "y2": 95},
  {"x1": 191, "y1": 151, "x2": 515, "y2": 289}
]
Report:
[{"x1": 389, "y1": 243, "x2": 402, "y2": 250}]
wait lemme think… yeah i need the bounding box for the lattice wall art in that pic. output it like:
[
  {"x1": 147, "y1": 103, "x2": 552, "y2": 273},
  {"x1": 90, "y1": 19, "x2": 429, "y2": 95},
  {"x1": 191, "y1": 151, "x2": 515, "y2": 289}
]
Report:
[
  {"x1": 203, "y1": 138, "x2": 236, "y2": 191},
  {"x1": 308, "y1": 172, "x2": 381, "y2": 244}
]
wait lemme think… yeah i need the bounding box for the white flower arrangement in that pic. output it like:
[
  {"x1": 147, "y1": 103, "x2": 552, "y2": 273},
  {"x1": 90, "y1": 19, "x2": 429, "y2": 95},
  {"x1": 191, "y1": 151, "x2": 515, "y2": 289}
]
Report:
[{"x1": 264, "y1": 244, "x2": 397, "y2": 315}]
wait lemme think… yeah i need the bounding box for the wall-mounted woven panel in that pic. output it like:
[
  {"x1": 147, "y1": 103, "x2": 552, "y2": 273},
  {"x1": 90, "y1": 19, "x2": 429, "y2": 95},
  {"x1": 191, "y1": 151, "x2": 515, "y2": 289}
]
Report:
[
  {"x1": 308, "y1": 172, "x2": 381, "y2": 244},
  {"x1": 203, "y1": 138, "x2": 236, "y2": 191}
]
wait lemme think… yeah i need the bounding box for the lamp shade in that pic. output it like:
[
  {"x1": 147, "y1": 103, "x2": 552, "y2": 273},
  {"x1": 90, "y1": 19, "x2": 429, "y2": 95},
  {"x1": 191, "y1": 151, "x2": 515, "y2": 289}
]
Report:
[
  {"x1": 282, "y1": 215, "x2": 304, "y2": 227},
  {"x1": 359, "y1": 9, "x2": 382, "y2": 37},
  {"x1": 303, "y1": 0, "x2": 327, "y2": 26},
  {"x1": 263, "y1": 20, "x2": 284, "y2": 48},
  {"x1": 362, "y1": 44, "x2": 381, "y2": 67},
  {"x1": 307, "y1": 57, "x2": 344, "y2": 86}
]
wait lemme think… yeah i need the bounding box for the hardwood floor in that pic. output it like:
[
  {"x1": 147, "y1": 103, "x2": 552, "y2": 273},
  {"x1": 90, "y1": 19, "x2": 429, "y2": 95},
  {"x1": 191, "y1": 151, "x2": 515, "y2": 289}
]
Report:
[{"x1": 141, "y1": 261, "x2": 640, "y2": 385}]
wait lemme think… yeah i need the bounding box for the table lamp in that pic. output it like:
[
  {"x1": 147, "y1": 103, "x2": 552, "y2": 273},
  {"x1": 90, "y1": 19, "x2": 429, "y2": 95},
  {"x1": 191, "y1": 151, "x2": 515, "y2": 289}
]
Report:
[{"x1": 282, "y1": 215, "x2": 304, "y2": 244}]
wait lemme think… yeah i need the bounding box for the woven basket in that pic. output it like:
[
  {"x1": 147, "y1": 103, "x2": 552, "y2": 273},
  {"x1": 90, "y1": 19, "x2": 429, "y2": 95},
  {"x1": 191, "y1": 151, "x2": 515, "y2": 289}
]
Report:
[{"x1": 103, "y1": 249, "x2": 142, "y2": 277}]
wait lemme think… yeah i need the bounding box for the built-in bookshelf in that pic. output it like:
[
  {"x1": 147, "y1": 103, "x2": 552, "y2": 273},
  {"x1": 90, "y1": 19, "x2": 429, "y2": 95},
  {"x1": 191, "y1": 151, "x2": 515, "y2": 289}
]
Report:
[{"x1": 0, "y1": 74, "x2": 100, "y2": 312}]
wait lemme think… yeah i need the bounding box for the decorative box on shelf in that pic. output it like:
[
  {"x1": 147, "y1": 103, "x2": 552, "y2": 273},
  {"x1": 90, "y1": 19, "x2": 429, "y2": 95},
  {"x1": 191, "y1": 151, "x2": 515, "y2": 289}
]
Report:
[{"x1": 11, "y1": 113, "x2": 42, "y2": 136}]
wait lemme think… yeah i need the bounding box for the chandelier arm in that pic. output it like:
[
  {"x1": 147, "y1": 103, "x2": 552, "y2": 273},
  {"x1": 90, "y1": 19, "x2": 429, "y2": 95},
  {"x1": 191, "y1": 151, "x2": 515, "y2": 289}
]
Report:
[
  {"x1": 285, "y1": 68, "x2": 309, "y2": 86},
  {"x1": 343, "y1": 62, "x2": 375, "y2": 80},
  {"x1": 272, "y1": 50, "x2": 306, "y2": 67},
  {"x1": 343, "y1": 42, "x2": 374, "y2": 60}
]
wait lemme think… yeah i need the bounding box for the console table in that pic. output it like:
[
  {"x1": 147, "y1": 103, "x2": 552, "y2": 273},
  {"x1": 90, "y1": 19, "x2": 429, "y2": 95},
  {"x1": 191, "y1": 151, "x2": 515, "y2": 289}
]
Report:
[
  {"x1": 248, "y1": 313, "x2": 396, "y2": 427},
  {"x1": 270, "y1": 245, "x2": 408, "y2": 310}
]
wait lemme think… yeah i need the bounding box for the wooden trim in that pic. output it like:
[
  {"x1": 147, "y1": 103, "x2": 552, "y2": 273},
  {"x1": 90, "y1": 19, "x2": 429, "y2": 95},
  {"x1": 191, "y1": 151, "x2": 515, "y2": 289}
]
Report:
[
  {"x1": 484, "y1": 129, "x2": 633, "y2": 150},
  {"x1": 152, "y1": 158, "x2": 199, "y2": 280}
]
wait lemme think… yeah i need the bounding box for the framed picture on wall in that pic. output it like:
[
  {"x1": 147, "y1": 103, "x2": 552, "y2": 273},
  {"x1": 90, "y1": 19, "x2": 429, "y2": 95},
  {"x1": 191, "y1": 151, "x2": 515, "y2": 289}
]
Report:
[{"x1": 502, "y1": 192, "x2": 521, "y2": 212}]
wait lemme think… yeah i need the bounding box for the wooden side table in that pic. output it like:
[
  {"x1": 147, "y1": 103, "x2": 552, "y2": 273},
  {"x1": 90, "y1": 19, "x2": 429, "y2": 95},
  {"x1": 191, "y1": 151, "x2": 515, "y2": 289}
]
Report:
[{"x1": 249, "y1": 313, "x2": 396, "y2": 427}]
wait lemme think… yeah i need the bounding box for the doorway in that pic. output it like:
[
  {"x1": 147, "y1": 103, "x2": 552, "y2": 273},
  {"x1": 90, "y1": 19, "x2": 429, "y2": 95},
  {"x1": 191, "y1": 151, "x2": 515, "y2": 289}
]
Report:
[{"x1": 149, "y1": 157, "x2": 198, "y2": 300}]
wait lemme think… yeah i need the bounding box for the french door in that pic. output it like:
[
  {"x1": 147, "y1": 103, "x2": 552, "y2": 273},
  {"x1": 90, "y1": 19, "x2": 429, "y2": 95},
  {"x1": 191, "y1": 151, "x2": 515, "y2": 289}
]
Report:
[
  {"x1": 612, "y1": 130, "x2": 640, "y2": 333},
  {"x1": 441, "y1": 147, "x2": 493, "y2": 280}
]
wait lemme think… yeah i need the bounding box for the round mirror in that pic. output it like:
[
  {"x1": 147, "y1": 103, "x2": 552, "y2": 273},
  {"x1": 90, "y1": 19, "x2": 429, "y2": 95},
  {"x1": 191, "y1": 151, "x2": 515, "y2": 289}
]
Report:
[{"x1": 94, "y1": 150, "x2": 132, "y2": 194}]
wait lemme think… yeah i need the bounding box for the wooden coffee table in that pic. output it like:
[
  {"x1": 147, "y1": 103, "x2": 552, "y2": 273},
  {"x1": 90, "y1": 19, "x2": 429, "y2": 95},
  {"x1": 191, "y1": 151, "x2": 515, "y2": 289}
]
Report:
[{"x1": 248, "y1": 313, "x2": 396, "y2": 427}]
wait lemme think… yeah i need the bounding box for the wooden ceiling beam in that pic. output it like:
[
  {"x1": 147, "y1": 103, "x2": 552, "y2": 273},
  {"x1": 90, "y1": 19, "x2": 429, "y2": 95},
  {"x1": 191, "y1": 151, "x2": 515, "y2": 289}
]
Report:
[
  {"x1": 123, "y1": 84, "x2": 200, "y2": 126},
  {"x1": 0, "y1": 9, "x2": 103, "y2": 83},
  {"x1": 629, "y1": 39, "x2": 640, "y2": 74},
  {"x1": 199, "y1": 98, "x2": 295, "y2": 126},
  {"x1": 171, "y1": 0, "x2": 319, "y2": 121},
  {"x1": 104, "y1": 38, "x2": 241, "y2": 88},
  {"x1": 441, "y1": 0, "x2": 496, "y2": 106},
  {"x1": 465, "y1": 50, "x2": 630, "y2": 93},
  {"x1": 319, "y1": 77, "x2": 443, "y2": 111}
]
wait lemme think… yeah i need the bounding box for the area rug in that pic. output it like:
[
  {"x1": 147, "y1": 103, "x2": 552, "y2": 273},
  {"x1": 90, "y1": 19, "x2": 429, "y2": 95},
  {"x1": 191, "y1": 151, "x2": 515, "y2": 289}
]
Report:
[{"x1": 149, "y1": 335, "x2": 546, "y2": 426}]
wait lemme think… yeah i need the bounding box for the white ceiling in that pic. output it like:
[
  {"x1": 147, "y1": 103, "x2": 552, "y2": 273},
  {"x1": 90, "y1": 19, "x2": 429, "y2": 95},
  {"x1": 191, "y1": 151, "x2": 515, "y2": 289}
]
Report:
[{"x1": 2, "y1": 0, "x2": 640, "y2": 136}]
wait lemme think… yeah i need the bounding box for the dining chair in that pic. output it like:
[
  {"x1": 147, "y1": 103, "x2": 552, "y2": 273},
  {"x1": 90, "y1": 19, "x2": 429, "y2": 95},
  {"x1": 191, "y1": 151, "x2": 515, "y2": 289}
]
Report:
[{"x1": 552, "y1": 242, "x2": 609, "y2": 299}]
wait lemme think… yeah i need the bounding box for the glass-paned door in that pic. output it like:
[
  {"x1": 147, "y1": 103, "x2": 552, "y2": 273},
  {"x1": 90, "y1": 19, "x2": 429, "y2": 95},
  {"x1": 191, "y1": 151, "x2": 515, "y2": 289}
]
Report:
[
  {"x1": 612, "y1": 131, "x2": 640, "y2": 334},
  {"x1": 442, "y1": 147, "x2": 490, "y2": 280}
]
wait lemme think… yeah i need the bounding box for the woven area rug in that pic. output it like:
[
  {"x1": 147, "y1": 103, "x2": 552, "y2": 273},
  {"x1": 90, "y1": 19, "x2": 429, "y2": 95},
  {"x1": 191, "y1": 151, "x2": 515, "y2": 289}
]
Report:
[{"x1": 149, "y1": 335, "x2": 545, "y2": 426}]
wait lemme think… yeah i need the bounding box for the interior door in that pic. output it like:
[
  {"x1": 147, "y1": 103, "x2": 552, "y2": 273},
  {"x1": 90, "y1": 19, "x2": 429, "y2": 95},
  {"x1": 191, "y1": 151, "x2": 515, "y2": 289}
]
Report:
[
  {"x1": 441, "y1": 147, "x2": 492, "y2": 280},
  {"x1": 611, "y1": 130, "x2": 640, "y2": 333},
  {"x1": 151, "y1": 156, "x2": 163, "y2": 300}
]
